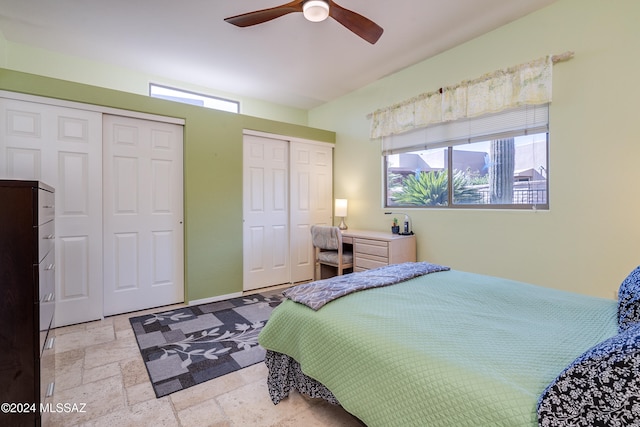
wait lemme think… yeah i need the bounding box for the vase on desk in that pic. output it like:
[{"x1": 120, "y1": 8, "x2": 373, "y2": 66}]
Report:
[{"x1": 391, "y1": 225, "x2": 400, "y2": 234}]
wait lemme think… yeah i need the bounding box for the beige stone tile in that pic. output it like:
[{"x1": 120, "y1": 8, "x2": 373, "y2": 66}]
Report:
[
  {"x1": 54, "y1": 322, "x2": 88, "y2": 336},
  {"x1": 117, "y1": 333, "x2": 142, "y2": 352},
  {"x1": 120, "y1": 356, "x2": 149, "y2": 387},
  {"x1": 56, "y1": 347, "x2": 85, "y2": 367},
  {"x1": 53, "y1": 348, "x2": 85, "y2": 391},
  {"x1": 48, "y1": 376, "x2": 126, "y2": 426},
  {"x1": 54, "y1": 369, "x2": 84, "y2": 393},
  {"x1": 84, "y1": 335, "x2": 140, "y2": 369},
  {"x1": 84, "y1": 398, "x2": 178, "y2": 427},
  {"x1": 86, "y1": 317, "x2": 113, "y2": 329},
  {"x1": 83, "y1": 361, "x2": 121, "y2": 384},
  {"x1": 216, "y1": 379, "x2": 311, "y2": 426},
  {"x1": 276, "y1": 399, "x2": 366, "y2": 427},
  {"x1": 169, "y1": 369, "x2": 247, "y2": 412},
  {"x1": 112, "y1": 315, "x2": 135, "y2": 333},
  {"x1": 115, "y1": 327, "x2": 135, "y2": 340},
  {"x1": 237, "y1": 361, "x2": 268, "y2": 383},
  {"x1": 123, "y1": 303, "x2": 187, "y2": 319},
  {"x1": 176, "y1": 397, "x2": 229, "y2": 427},
  {"x1": 125, "y1": 381, "x2": 157, "y2": 406},
  {"x1": 54, "y1": 325, "x2": 115, "y2": 353}
]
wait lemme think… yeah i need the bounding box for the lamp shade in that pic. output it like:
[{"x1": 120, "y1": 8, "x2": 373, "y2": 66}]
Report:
[
  {"x1": 334, "y1": 199, "x2": 348, "y2": 217},
  {"x1": 303, "y1": 0, "x2": 330, "y2": 22}
]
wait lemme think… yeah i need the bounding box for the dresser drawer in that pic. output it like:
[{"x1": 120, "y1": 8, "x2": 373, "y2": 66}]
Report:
[
  {"x1": 39, "y1": 250, "x2": 55, "y2": 332},
  {"x1": 39, "y1": 317, "x2": 54, "y2": 356},
  {"x1": 354, "y1": 238, "x2": 389, "y2": 258},
  {"x1": 40, "y1": 332, "x2": 56, "y2": 425},
  {"x1": 38, "y1": 188, "x2": 55, "y2": 225},
  {"x1": 39, "y1": 249, "x2": 55, "y2": 300},
  {"x1": 38, "y1": 219, "x2": 55, "y2": 262}
]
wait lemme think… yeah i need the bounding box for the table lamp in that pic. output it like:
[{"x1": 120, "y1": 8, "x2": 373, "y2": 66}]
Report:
[{"x1": 335, "y1": 199, "x2": 348, "y2": 230}]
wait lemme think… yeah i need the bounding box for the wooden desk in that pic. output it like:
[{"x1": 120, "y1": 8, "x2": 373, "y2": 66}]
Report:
[{"x1": 341, "y1": 229, "x2": 416, "y2": 272}]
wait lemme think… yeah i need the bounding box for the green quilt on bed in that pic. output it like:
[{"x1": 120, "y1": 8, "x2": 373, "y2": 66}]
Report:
[{"x1": 258, "y1": 270, "x2": 618, "y2": 426}]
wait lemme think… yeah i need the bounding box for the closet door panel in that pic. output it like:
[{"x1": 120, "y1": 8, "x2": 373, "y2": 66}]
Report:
[
  {"x1": 0, "y1": 98, "x2": 103, "y2": 327},
  {"x1": 6, "y1": 148, "x2": 41, "y2": 179},
  {"x1": 103, "y1": 114, "x2": 184, "y2": 316},
  {"x1": 289, "y1": 141, "x2": 333, "y2": 283},
  {"x1": 54, "y1": 109, "x2": 103, "y2": 327},
  {"x1": 58, "y1": 236, "x2": 90, "y2": 298},
  {"x1": 114, "y1": 232, "x2": 138, "y2": 289},
  {"x1": 242, "y1": 134, "x2": 290, "y2": 291}
]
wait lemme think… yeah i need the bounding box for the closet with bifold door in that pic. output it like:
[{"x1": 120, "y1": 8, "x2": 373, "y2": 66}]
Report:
[{"x1": 242, "y1": 131, "x2": 333, "y2": 291}]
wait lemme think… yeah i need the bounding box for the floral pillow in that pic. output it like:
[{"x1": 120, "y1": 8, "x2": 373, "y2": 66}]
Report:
[
  {"x1": 618, "y1": 265, "x2": 640, "y2": 332},
  {"x1": 537, "y1": 324, "x2": 640, "y2": 426}
]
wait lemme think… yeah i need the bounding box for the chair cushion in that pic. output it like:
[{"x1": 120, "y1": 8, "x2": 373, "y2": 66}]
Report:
[
  {"x1": 311, "y1": 225, "x2": 340, "y2": 250},
  {"x1": 318, "y1": 251, "x2": 353, "y2": 265}
]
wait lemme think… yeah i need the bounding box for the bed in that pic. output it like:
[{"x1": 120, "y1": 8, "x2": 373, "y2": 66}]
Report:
[{"x1": 258, "y1": 262, "x2": 640, "y2": 426}]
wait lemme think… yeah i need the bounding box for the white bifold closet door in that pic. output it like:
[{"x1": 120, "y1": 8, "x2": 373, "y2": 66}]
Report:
[
  {"x1": 243, "y1": 132, "x2": 333, "y2": 291},
  {"x1": 102, "y1": 114, "x2": 184, "y2": 316}
]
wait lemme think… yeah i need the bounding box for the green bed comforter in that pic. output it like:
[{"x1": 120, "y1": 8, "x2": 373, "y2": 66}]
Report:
[{"x1": 258, "y1": 269, "x2": 618, "y2": 426}]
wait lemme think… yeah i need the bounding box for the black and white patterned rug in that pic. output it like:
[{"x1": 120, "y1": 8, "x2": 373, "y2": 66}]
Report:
[{"x1": 129, "y1": 290, "x2": 285, "y2": 397}]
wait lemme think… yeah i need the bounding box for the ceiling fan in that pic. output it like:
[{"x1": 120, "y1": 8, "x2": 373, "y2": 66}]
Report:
[{"x1": 224, "y1": 0, "x2": 384, "y2": 45}]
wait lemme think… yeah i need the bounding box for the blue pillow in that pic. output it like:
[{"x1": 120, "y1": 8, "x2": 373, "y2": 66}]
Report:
[
  {"x1": 618, "y1": 265, "x2": 640, "y2": 332},
  {"x1": 537, "y1": 324, "x2": 640, "y2": 426}
]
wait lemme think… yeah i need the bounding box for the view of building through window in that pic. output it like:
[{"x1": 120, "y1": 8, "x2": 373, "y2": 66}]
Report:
[
  {"x1": 149, "y1": 84, "x2": 239, "y2": 113},
  {"x1": 386, "y1": 133, "x2": 548, "y2": 209}
]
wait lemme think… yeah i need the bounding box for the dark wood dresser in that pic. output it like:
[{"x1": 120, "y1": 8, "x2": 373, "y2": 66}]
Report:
[{"x1": 0, "y1": 180, "x2": 56, "y2": 426}]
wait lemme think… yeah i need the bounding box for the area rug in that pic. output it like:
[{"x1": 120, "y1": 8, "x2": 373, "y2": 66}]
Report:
[{"x1": 129, "y1": 290, "x2": 285, "y2": 397}]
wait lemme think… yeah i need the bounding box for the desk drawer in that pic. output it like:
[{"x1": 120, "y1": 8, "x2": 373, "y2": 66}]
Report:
[
  {"x1": 355, "y1": 255, "x2": 388, "y2": 270},
  {"x1": 354, "y1": 238, "x2": 388, "y2": 258}
]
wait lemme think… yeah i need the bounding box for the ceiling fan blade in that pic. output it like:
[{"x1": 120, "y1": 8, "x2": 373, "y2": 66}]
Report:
[
  {"x1": 224, "y1": 0, "x2": 304, "y2": 27},
  {"x1": 328, "y1": 0, "x2": 383, "y2": 44}
]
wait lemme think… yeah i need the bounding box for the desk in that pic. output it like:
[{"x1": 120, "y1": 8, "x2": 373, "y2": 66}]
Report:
[{"x1": 342, "y1": 229, "x2": 416, "y2": 272}]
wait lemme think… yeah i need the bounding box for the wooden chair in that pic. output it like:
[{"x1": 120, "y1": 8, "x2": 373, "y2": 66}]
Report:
[{"x1": 310, "y1": 225, "x2": 353, "y2": 281}]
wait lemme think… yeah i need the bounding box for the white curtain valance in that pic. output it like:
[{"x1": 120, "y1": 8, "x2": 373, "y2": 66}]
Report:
[
  {"x1": 369, "y1": 54, "x2": 570, "y2": 140},
  {"x1": 382, "y1": 103, "x2": 549, "y2": 156}
]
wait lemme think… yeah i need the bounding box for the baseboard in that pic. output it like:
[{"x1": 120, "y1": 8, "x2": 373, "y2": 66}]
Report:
[
  {"x1": 188, "y1": 282, "x2": 299, "y2": 306},
  {"x1": 188, "y1": 292, "x2": 242, "y2": 306}
]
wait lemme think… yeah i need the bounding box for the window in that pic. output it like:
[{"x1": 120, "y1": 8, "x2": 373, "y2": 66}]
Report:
[
  {"x1": 384, "y1": 104, "x2": 549, "y2": 209},
  {"x1": 149, "y1": 84, "x2": 239, "y2": 113}
]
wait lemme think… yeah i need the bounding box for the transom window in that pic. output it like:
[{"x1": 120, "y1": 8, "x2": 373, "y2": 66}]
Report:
[{"x1": 149, "y1": 84, "x2": 239, "y2": 113}]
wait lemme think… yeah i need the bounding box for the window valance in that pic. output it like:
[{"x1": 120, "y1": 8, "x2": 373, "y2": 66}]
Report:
[{"x1": 369, "y1": 53, "x2": 573, "y2": 140}]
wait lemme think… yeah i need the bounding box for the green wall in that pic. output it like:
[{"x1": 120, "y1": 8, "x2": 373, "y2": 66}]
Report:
[
  {"x1": 309, "y1": 0, "x2": 640, "y2": 299},
  {"x1": 0, "y1": 69, "x2": 335, "y2": 301}
]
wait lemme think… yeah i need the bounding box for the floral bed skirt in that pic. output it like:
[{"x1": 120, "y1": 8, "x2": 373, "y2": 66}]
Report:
[{"x1": 264, "y1": 350, "x2": 340, "y2": 406}]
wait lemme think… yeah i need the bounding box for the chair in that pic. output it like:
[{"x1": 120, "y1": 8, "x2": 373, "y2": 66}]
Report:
[{"x1": 310, "y1": 225, "x2": 354, "y2": 281}]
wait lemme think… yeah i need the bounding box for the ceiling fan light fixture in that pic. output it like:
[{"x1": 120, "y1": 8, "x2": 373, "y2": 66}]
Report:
[{"x1": 303, "y1": 0, "x2": 330, "y2": 22}]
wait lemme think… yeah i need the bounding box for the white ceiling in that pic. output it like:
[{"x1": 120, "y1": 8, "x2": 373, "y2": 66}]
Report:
[{"x1": 0, "y1": 0, "x2": 557, "y2": 110}]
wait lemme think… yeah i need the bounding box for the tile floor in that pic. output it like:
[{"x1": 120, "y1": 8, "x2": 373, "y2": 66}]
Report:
[{"x1": 45, "y1": 302, "x2": 366, "y2": 427}]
